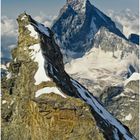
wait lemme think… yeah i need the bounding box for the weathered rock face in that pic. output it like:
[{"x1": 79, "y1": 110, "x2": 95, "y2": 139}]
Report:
[
  {"x1": 1, "y1": 13, "x2": 136, "y2": 140},
  {"x1": 93, "y1": 27, "x2": 139, "y2": 60},
  {"x1": 128, "y1": 34, "x2": 139, "y2": 45},
  {"x1": 1, "y1": 13, "x2": 104, "y2": 140},
  {"x1": 2, "y1": 93, "x2": 105, "y2": 140},
  {"x1": 100, "y1": 84, "x2": 139, "y2": 139}
]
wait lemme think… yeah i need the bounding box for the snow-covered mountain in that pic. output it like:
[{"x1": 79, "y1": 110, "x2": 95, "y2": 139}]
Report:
[
  {"x1": 1, "y1": 13, "x2": 136, "y2": 140},
  {"x1": 65, "y1": 27, "x2": 139, "y2": 96},
  {"x1": 65, "y1": 27, "x2": 139, "y2": 138},
  {"x1": 52, "y1": 0, "x2": 127, "y2": 58},
  {"x1": 65, "y1": 27, "x2": 140, "y2": 138}
]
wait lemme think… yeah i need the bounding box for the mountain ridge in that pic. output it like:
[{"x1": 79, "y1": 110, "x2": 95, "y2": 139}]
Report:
[
  {"x1": 1, "y1": 13, "x2": 137, "y2": 140},
  {"x1": 52, "y1": 0, "x2": 127, "y2": 58}
]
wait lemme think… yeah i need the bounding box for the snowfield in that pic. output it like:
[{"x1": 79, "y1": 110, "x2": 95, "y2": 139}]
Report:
[
  {"x1": 29, "y1": 44, "x2": 51, "y2": 85},
  {"x1": 65, "y1": 46, "x2": 139, "y2": 97},
  {"x1": 27, "y1": 23, "x2": 65, "y2": 99},
  {"x1": 35, "y1": 87, "x2": 66, "y2": 98},
  {"x1": 26, "y1": 24, "x2": 39, "y2": 39}
]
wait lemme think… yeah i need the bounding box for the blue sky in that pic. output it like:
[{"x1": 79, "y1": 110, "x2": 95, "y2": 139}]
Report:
[{"x1": 2, "y1": 0, "x2": 139, "y2": 18}]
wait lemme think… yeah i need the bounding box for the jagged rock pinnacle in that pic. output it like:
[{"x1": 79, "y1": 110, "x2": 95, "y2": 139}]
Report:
[
  {"x1": 66, "y1": 0, "x2": 90, "y2": 13},
  {"x1": 67, "y1": 0, "x2": 87, "y2": 4},
  {"x1": 1, "y1": 13, "x2": 137, "y2": 140}
]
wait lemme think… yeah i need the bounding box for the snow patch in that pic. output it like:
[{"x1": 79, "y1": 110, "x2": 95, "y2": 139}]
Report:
[
  {"x1": 1, "y1": 64, "x2": 7, "y2": 70},
  {"x1": 125, "y1": 114, "x2": 132, "y2": 121},
  {"x1": 2, "y1": 100, "x2": 7, "y2": 104},
  {"x1": 35, "y1": 87, "x2": 66, "y2": 98},
  {"x1": 6, "y1": 62, "x2": 10, "y2": 68},
  {"x1": 124, "y1": 72, "x2": 140, "y2": 86},
  {"x1": 6, "y1": 72, "x2": 12, "y2": 80},
  {"x1": 14, "y1": 58, "x2": 17, "y2": 62},
  {"x1": 26, "y1": 24, "x2": 38, "y2": 39},
  {"x1": 26, "y1": 19, "x2": 50, "y2": 39},
  {"x1": 21, "y1": 15, "x2": 27, "y2": 20},
  {"x1": 113, "y1": 92, "x2": 127, "y2": 99},
  {"x1": 29, "y1": 44, "x2": 51, "y2": 85}
]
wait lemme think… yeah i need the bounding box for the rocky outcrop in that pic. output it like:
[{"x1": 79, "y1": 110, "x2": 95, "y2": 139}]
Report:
[
  {"x1": 1, "y1": 13, "x2": 104, "y2": 140},
  {"x1": 94, "y1": 27, "x2": 139, "y2": 59},
  {"x1": 100, "y1": 83, "x2": 139, "y2": 139},
  {"x1": 128, "y1": 34, "x2": 139, "y2": 45},
  {"x1": 1, "y1": 13, "x2": 136, "y2": 140},
  {"x1": 2, "y1": 93, "x2": 105, "y2": 140}
]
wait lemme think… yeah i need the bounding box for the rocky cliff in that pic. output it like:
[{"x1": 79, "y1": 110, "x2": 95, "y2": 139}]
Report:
[
  {"x1": 128, "y1": 34, "x2": 139, "y2": 45},
  {"x1": 100, "y1": 76, "x2": 139, "y2": 139},
  {"x1": 1, "y1": 13, "x2": 104, "y2": 140},
  {"x1": 1, "y1": 13, "x2": 136, "y2": 140}
]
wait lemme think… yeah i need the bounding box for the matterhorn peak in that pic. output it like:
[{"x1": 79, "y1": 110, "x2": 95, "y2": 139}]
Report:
[
  {"x1": 52, "y1": 0, "x2": 127, "y2": 58},
  {"x1": 66, "y1": 0, "x2": 90, "y2": 13},
  {"x1": 67, "y1": 0, "x2": 87, "y2": 4}
]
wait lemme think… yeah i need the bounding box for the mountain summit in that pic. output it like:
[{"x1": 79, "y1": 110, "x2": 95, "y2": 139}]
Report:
[
  {"x1": 66, "y1": 0, "x2": 88, "y2": 13},
  {"x1": 67, "y1": 0, "x2": 87, "y2": 6},
  {"x1": 1, "y1": 13, "x2": 136, "y2": 140},
  {"x1": 67, "y1": 0, "x2": 86, "y2": 4},
  {"x1": 52, "y1": 0, "x2": 127, "y2": 58}
]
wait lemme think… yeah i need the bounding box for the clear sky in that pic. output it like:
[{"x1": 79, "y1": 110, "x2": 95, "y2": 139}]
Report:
[{"x1": 2, "y1": 0, "x2": 139, "y2": 18}]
